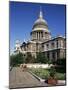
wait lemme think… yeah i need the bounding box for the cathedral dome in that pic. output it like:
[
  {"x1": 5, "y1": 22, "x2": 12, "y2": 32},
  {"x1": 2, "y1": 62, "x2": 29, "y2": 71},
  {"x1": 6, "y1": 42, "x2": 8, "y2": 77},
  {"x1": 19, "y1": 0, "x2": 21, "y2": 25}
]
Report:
[
  {"x1": 31, "y1": 7, "x2": 51, "y2": 41},
  {"x1": 32, "y1": 8, "x2": 48, "y2": 31},
  {"x1": 33, "y1": 18, "x2": 48, "y2": 29},
  {"x1": 34, "y1": 17, "x2": 47, "y2": 26}
]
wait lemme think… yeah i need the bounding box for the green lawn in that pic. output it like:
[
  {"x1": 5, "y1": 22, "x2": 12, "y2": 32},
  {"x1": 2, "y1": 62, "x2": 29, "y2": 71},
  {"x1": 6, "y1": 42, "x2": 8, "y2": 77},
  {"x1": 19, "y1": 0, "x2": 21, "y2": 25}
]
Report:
[{"x1": 29, "y1": 68, "x2": 65, "y2": 80}]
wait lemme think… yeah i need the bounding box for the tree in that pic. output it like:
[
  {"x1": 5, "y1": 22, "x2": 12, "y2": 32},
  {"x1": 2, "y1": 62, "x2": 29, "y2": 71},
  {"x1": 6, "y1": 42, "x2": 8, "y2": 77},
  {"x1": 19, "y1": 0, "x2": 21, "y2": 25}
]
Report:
[
  {"x1": 25, "y1": 52, "x2": 35, "y2": 63},
  {"x1": 10, "y1": 54, "x2": 15, "y2": 67},
  {"x1": 10, "y1": 52, "x2": 24, "y2": 67},
  {"x1": 36, "y1": 52, "x2": 48, "y2": 64}
]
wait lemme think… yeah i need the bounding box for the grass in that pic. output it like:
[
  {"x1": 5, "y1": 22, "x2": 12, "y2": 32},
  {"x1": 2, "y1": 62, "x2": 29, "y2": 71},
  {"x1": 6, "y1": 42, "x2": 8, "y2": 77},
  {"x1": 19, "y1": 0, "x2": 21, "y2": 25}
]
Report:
[
  {"x1": 29, "y1": 68, "x2": 65, "y2": 80},
  {"x1": 55, "y1": 73, "x2": 66, "y2": 80}
]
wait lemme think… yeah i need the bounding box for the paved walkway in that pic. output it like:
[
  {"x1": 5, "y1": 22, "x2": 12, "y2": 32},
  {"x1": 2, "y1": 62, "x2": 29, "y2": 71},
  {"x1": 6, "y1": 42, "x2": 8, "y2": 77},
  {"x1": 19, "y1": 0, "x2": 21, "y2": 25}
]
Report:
[
  {"x1": 9, "y1": 67, "x2": 47, "y2": 89},
  {"x1": 9, "y1": 67, "x2": 66, "y2": 89}
]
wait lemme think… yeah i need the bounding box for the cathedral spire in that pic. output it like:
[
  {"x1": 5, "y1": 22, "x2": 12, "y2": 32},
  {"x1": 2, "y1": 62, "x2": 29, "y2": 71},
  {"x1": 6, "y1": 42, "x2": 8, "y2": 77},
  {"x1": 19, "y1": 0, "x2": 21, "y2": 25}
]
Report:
[{"x1": 39, "y1": 6, "x2": 43, "y2": 18}]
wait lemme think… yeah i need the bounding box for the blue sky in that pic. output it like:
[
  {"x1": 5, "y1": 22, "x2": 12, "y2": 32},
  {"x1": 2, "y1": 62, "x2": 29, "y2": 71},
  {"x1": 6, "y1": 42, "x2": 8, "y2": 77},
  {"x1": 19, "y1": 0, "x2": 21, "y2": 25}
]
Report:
[{"x1": 10, "y1": 1, "x2": 66, "y2": 53}]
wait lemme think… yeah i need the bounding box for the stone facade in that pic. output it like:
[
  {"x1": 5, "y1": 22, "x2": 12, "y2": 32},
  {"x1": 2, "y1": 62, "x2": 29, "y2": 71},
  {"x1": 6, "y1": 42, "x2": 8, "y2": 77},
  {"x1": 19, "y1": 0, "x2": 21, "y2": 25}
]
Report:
[{"x1": 14, "y1": 8, "x2": 66, "y2": 61}]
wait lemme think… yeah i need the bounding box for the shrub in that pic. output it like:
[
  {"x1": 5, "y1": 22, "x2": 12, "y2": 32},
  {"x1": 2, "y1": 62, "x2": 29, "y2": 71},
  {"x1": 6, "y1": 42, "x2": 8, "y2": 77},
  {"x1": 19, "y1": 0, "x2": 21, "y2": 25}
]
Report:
[
  {"x1": 55, "y1": 58, "x2": 66, "y2": 73},
  {"x1": 49, "y1": 67, "x2": 56, "y2": 77},
  {"x1": 36, "y1": 52, "x2": 49, "y2": 64},
  {"x1": 55, "y1": 73, "x2": 66, "y2": 80},
  {"x1": 10, "y1": 52, "x2": 24, "y2": 67}
]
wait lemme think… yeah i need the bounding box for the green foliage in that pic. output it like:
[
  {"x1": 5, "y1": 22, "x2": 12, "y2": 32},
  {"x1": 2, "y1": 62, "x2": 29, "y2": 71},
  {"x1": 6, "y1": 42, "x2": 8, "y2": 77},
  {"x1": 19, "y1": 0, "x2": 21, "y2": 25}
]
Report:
[
  {"x1": 25, "y1": 52, "x2": 35, "y2": 63},
  {"x1": 10, "y1": 52, "x2": 36, "y2": 65},
  {"x1": 55, "y1": 73, "x2": 66, "y2": 80},
  {"x1": 36, "y1": 52, "x2": 48, "y2": 64},
  {"x1": 48, "y1": 60, "x2": 53, "y2": 65},
  {"x1": 55, "y1": 58, "x2": 66, "y2": 73},
  {"x1": 56, "y1": 58, "x2": 66, "y2": 65},
  {"x1": 10, "y1": 52, "x2": 24, "y2": 67},
  {"x1": 30, "y1": 68, "x2": 50, "y2": 79},
  {"x1": 10, "y1": 52, "x2": 51, "y2": 64},
  {"x1": 49, "y1": 67, "x2": 56, "y2": 77},
  {"x1": 29, "y1": 68, "x2": 65, "y2": 80}
]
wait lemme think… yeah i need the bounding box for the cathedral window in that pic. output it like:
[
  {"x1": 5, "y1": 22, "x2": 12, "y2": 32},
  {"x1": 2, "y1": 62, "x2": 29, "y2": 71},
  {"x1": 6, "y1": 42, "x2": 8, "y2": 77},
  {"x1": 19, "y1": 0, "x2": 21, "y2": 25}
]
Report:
[
  {"x1": 46, "y1": 44, "x2": 49, "y2": 50},
  {"x1": 51, "y1": 42, "x2": 54, "y2": 49},
  {"x1": 52, "y1": 52, "x2": 55, "y2": 60}
]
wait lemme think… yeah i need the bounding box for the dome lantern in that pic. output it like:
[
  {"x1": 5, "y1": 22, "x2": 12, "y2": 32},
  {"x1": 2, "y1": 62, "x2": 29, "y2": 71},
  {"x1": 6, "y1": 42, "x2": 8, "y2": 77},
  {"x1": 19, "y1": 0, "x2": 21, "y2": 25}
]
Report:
[{"x1": 39, "y1": 6, "x2": 43, "y2": 19}]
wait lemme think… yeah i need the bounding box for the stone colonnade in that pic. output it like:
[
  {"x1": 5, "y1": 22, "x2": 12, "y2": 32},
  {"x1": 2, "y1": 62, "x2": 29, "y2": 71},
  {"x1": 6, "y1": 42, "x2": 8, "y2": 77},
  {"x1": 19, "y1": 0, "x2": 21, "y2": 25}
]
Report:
[
  {"x1": 32, "y1": 31, "x2": 50, "y2": 40},
  {"x1": 32, "y1": 31, "x2": 45, "y2": 40}
]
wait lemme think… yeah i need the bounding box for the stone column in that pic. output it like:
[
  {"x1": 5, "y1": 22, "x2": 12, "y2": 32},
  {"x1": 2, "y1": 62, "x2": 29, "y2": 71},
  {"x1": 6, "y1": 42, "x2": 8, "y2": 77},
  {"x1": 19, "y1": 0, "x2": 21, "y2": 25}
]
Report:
[
  {"x1": 43, "y1": 32, "x2": 45, "y2": 39},
  {"x1": 34, "y1": 32, "x2": 36, "y2": 39},
  {"x1": 36, "y1": 32, "x2": 37, "y2": 39},
  {"x1": 37, "y1": 32, "x2": 38, "y2": 40},
  {"x1": 58, "y1": 40, "x2": 61, "y2": 48},
  {"x1": 49, "y1": 52, "x2": 52, "y2": 60},
  {"x1": 31, "y1": 44, "x2": 32, "y2": 52},
  {"x1": 55, "y1": 52, "x2": 57, "y2": 61}
]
